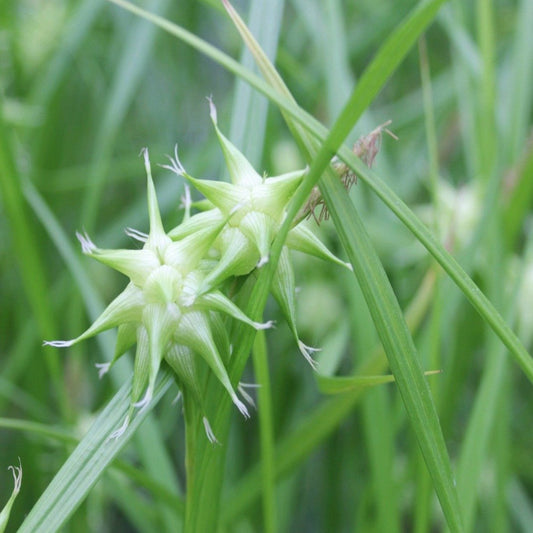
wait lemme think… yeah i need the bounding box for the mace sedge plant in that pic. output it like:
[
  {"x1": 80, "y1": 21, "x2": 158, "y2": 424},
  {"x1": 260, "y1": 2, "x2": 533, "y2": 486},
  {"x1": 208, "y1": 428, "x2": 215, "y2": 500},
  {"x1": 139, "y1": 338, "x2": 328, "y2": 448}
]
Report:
[
  {"x1": 45, "y1": 101, "x2": 350, "y2": 440},
  {"x1": 164, "y1": 99, "x2": 352, "y2": 365}
]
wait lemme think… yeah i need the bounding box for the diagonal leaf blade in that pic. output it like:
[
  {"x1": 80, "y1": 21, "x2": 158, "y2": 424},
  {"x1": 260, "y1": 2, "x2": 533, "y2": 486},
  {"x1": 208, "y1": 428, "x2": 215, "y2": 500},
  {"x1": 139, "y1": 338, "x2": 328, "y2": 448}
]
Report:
[
  {"x1": 221, "y1": 1, "x2": 464, "y2": 530},
  {"x1": 18, "y1": 371, "x2": 174, "y2": 533}
]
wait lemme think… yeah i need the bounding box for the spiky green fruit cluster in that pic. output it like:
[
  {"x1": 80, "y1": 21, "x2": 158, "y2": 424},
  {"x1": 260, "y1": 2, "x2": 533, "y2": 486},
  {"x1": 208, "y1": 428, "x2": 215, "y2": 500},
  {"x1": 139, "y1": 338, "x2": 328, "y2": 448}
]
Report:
[{"x1": 46, "y1": 101, "x2": 350, "y2": 440}]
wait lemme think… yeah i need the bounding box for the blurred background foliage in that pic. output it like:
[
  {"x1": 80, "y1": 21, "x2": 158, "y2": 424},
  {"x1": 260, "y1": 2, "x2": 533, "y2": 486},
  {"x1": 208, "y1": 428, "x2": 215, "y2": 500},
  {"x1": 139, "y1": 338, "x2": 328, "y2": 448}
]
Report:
[{"x1": 1, "y1": 0, "x2": 533, "y2": 531}]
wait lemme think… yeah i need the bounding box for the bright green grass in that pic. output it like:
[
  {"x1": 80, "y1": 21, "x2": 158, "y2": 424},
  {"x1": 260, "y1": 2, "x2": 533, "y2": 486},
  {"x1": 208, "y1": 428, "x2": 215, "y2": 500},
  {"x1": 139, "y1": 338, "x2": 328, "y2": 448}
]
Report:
[{"x1": 1, "y1": 0, "x2": 533, "y2": 531}]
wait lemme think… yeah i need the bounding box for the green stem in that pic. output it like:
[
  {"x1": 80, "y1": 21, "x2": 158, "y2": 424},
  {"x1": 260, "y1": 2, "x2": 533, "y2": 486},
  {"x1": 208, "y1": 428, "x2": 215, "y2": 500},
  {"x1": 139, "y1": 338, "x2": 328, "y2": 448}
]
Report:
[
  {"x1": 184, "y1": 395, "x2": 200, "y2": 532},
  {"x1": 252, "y1": 331, "x2": 276, "y2": 533}
]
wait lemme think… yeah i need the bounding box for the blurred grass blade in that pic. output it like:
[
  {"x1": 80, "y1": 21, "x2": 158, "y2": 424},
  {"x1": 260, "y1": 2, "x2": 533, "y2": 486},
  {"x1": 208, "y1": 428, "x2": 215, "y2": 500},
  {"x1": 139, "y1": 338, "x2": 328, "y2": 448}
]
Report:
[
  {"x1": 31, "y1": 0, "x2": 105, "y2": 106},
  {"x1": 504, "y1": 139, "x2": 533, "y2": 245},
  {"x1": 18, "y1": 370, "x2": 173, "y2": 533},
  {"x1": 0, "y1": 102, "x2": 67, "y2": 418},
  {"x1": 508, "y1": 478, "x2": 533, "y2": 531},
  {"x1": 0, "y1": 419, "x2": 76, "y2": 445},
  {"x1": 317, "y1": 374, "x2": 396, "y2": 394},
  {"x1": 228, "y1": 0, "x2": 285, "y2": 168},
  {"x1": 317, "y1": 370, "x2": 441, "y2": 394},
  {"x1": 105, "y1": 0, "x2": 304, "y2": 123},
  {"x1": 82, "y1": 0, "x2": 170, "y2": 232},
  {"x1": 223, "y1": 353, "x2": 389, "y2": 525},
  {"x1": 504, "y1": 0, "x2": 533, "y2": 161}
]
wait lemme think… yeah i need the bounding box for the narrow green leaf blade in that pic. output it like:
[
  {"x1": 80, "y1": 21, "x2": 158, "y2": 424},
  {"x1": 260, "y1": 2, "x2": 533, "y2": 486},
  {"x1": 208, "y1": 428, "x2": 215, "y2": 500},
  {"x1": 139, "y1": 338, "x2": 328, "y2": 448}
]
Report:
[
  {"x1": 18, "y1": 371, "x2": 173, "y2": 533},
  {"x1": 317, "y1": 373, "x2": 396, "y2": 394},
  {"x1": 221, "y1": 1, "x2": 464, "y2": 529},
  {"x1": 321, "y1": 174, "x2": 463, "y2": 532}
]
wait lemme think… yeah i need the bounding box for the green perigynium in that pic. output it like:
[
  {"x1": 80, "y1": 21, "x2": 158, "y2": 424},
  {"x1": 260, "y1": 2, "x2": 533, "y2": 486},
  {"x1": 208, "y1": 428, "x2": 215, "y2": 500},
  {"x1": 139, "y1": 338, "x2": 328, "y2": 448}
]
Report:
[
  {"x1": 163, "y1": 99, "x2": 351, "y2": 366},
  {"x1": 46, "y1": 101, "x2": 350, "y2": 439}
]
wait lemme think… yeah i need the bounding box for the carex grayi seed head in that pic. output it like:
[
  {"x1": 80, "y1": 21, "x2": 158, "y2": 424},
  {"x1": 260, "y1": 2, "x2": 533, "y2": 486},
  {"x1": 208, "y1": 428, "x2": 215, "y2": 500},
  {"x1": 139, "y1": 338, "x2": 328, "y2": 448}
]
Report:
[{"x1": 45, "y1": 99, "x2": 351, "y2": 440}]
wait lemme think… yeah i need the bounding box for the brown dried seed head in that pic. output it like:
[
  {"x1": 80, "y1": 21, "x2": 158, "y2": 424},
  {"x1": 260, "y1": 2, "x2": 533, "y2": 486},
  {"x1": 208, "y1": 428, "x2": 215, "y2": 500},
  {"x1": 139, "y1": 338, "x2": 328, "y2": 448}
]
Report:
[{"x1": 303, "y1": 121, "x2": 397, "y2": 224}]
